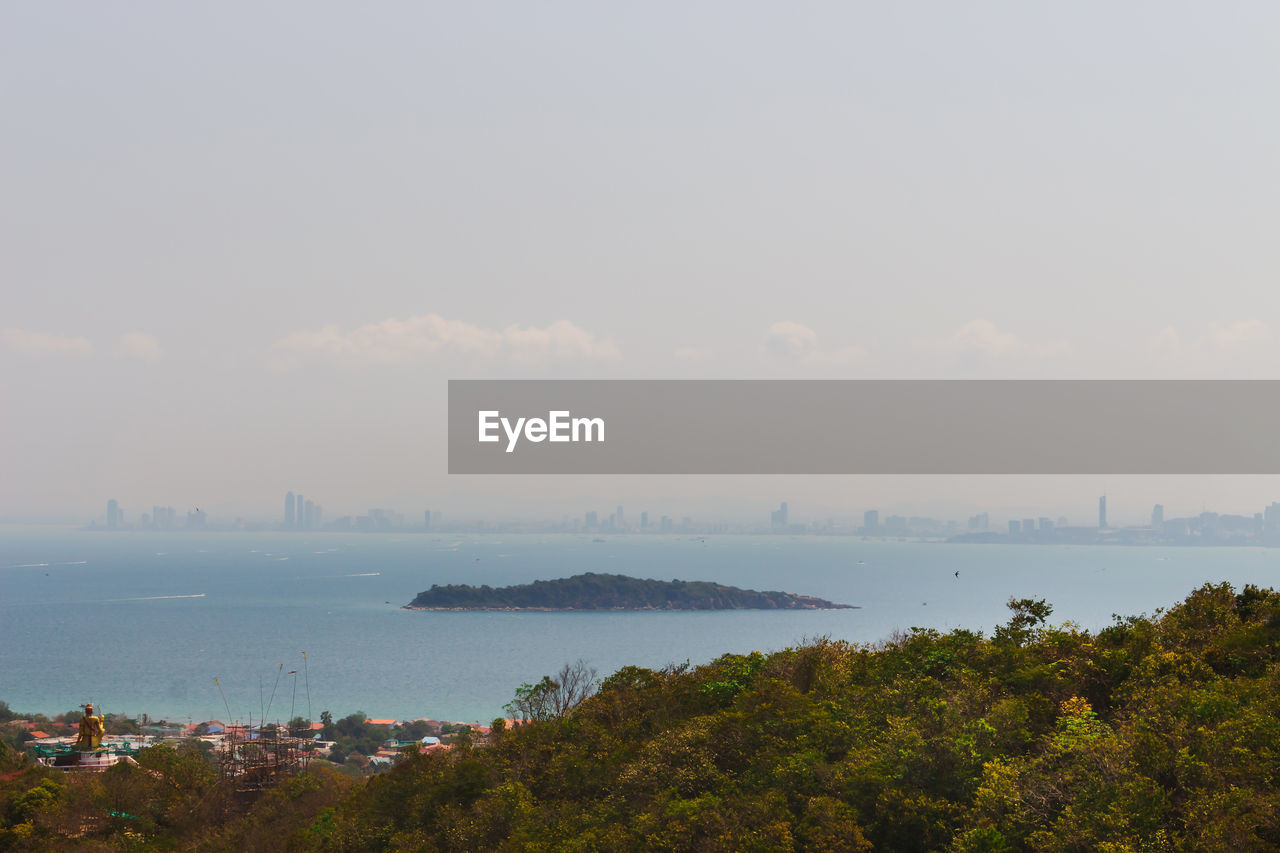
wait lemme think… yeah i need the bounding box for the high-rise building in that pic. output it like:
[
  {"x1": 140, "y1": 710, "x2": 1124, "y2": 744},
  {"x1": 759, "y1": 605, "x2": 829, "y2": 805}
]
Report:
[
  {"x1": 616, "y1": 506, "x2": 625, "y2": 528},
  {"x1": 285, "y1": 492, "x2": 296, "y2": 528},
  {"x1": 640, "y1": 511, "x2": 648, "y2": 529},
  {"x1": 424, "y1": 510, "x2": 431, "y2": 529},
  {"x1": 1099, "y1": 496, "x2": 1107, "y2": 529},
  {"x1": 304, "y1": 500, "x2": 314, "y2": 530},
  {"x1": 863, "y1": 509, "x2": 879, "y2": 534},
  {"x1": 106, "y1": 499, "x2": 120, "y2": 530},
  {"x1": 1152, "y1": 504, "x2": 1164, "y2": 529},
  {"x1": 770, "y1": 502, "x2": 789, "y2": 529},
  {"x1": 1009, "y1": 520, "x2": 1021, "y2": 535},
  {"x1": 1264, "y1": 502, "x2": 1280, "y2": 532},
  {"x1": 295, "y1": 494, "x2": 304, "y2": 529}
]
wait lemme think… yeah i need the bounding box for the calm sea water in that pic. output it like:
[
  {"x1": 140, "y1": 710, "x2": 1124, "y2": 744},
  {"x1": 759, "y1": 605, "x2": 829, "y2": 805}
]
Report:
[{"x1": 2, "y1": 526, "x2": 1278, "y2": 725}]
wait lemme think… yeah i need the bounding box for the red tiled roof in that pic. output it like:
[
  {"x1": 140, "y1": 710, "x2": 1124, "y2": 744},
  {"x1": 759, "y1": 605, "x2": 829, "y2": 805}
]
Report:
[{"x1": 365, "y1": 719, "x2": 397, "y2": 726}]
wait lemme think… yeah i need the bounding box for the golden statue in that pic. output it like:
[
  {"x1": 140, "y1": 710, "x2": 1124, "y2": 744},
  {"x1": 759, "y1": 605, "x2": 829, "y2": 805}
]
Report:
[{"x1": 75, "y1": 703, "x2": 105, "y2": 750}]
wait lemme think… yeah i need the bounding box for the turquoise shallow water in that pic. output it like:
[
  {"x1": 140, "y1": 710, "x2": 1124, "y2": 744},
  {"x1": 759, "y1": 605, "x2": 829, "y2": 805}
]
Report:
[{"x1": 2, "y1": 527, "x2": 1277, "y2": 724}]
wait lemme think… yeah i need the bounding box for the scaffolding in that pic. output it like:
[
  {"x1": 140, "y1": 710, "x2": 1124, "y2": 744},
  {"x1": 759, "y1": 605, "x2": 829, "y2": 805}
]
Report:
[{"x1": 213, "y1": 726, "x2": 313, "y2": 792}]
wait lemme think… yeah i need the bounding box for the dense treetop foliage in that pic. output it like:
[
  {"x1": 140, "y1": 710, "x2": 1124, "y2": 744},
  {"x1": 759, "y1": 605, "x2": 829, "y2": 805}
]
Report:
[
  {"x1": 7, "y1": 582, "x2": 1280, "y2": 850},
  {"x1": 406, "y1": 572, "x2": 851, "y2": 610}
]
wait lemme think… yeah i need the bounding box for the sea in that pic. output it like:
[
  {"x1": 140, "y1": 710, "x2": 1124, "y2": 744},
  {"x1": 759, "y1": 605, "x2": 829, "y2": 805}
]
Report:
[{"x1": 2, "y1": 526, "x2": 1278, "y2": 726}]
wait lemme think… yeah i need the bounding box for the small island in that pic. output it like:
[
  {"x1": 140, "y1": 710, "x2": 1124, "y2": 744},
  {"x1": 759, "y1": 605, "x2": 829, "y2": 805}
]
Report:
[{"x1": 405, "y1": 572, "x2": 855, "y2": 611}]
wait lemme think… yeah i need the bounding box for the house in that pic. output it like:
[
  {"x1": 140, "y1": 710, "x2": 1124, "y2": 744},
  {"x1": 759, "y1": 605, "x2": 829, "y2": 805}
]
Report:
[{"x1": 382, "y1": 738, "x2": 419, "y2": 751}]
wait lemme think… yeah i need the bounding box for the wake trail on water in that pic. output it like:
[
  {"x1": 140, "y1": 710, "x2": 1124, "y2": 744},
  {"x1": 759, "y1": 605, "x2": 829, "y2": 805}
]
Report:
[
  {"x1": 101, "y1": 593, "x2": 207, "y2": 602},
  {"x1": 293, "y1": 572, "x2": 382, "y2": 580}
]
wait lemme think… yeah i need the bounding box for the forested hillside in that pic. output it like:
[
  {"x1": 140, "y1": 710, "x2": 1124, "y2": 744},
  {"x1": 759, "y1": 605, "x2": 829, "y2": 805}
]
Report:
[{"x1": 5, "y1": 582, "x2": 1280, "y2": 850}]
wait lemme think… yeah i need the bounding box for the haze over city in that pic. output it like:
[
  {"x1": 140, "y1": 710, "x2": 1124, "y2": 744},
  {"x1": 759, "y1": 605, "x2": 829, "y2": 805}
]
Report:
[{"x1": 4, "y1": 3, "x2": 1280, "y2": 519}]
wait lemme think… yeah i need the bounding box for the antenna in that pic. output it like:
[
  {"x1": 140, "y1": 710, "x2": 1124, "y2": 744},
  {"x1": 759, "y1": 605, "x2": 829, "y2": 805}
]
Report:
[
  {"x1": 289, "y1": 670, "x2": 298, "y2": 725},
  {"x1": 214, "y1": 678, "x2": 233, "y2": 726},
  {"x1": 302, "y1": 651, "x2": 311, "y2": 722},
  {"x1": 264, "y1": 663, "x2": 284, "y2": 723}
]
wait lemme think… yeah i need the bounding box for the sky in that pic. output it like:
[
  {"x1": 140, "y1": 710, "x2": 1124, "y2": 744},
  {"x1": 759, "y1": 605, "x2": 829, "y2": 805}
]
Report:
[{"x1": 3, "y1": 2, "x2": 1280, "y2": 524}]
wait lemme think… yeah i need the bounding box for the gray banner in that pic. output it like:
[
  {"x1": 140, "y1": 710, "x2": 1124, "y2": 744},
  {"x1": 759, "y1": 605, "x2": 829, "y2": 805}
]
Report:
[{"x1": 448, "y1": 380, "x2": 1280, "y2": 474}]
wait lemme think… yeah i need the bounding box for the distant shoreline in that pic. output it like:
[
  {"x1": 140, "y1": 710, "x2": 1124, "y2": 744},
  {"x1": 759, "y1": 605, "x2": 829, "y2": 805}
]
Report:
[{"x1": 403, "y1": 602, "x2": 859, "y2": 612}]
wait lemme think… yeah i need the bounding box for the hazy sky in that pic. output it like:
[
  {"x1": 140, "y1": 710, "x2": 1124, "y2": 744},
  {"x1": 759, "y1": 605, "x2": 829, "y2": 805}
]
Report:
[{"x1": 4, "y1": 3, "x2": 1280, "y2": 523}]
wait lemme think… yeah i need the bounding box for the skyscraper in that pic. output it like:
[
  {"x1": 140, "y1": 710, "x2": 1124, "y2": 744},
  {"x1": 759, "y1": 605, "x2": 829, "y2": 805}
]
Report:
[
  {"x1": 1152, "y1": 504, "x2": 1164, "y2": 529},
  {"x1": 1099, "y1": 496, "x2": 1107, "y2": 529},
  {"x1": 106, "y1": 499, "x2": 120, "y2": 530},
  {"x1": 863, "y1": 509, "x2": 879, "y2": 534},
  {"x1": 285, "y1": 492, "x2": 296, "y2": 528}
]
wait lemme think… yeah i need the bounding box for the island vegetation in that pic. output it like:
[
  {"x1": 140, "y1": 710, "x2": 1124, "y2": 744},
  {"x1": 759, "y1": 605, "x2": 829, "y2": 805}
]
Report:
[
  {"x1": 405, "y1": 572, "x2": 853, "y2": 611},
  {"x1": 6, "y1": 582, "x2": 1280, "y2": 849}
]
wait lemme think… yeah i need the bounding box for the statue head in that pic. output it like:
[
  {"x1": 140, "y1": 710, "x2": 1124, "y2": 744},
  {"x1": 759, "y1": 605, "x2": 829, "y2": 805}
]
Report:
[{"x1": 84, "y1": 704, "x2": 94, "y2": 715}]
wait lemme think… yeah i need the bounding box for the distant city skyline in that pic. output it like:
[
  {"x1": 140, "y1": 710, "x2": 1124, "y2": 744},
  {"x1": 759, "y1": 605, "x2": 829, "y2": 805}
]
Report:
[{"x1": 83, "y1": 492, "x2": 1280, "y2": 547}]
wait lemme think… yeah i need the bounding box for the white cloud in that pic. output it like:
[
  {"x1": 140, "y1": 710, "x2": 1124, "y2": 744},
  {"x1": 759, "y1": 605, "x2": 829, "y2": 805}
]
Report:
[
  {"x1": 1204, "y1": 320, "x2": 1268, "y2": 348},
  {"x1": 1145, "y1": 320, "x2": 1270, "y2": 357},
  {"x1": 764, "y1": 321, "x2": 818, "y2": 360},
  {"x1": 762, "y1": 321, "x2": 867, "y2": 366},
  {"x1": 939, "y1": 319, "x2": 1070, "y2": 360},
  {"x1": 1, "y1": 328, "x2": 93, "y2": 356},
  {"x1": 1142, "y1": 320, "x2": 1272, "y2": 377},
  {"x1": 117, "y1": 332, "x2": 164, "y2": 360},
  {"x1": 944, "y1": 319, "x2": 1023, "y2": 358},
  {"x1": 269, "y1": 313, "x2": 621, "y2": 368},
  {"x1": 1146, "y1": 325, "x2": 1182, "y2": 360}
]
